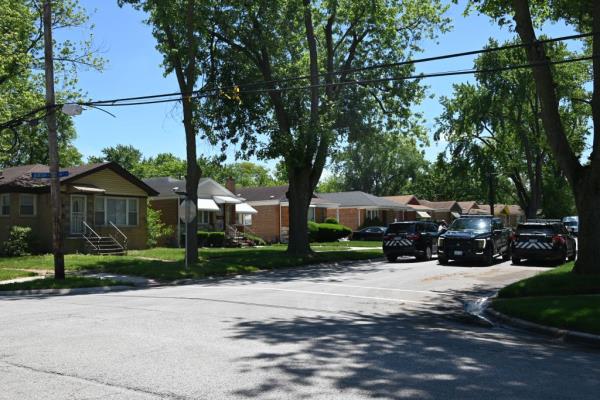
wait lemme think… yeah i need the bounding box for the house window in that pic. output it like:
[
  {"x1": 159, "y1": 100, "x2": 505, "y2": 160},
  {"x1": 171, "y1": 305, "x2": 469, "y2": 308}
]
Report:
[
  {"x1": 95, "y1": 196, "x2": 105, "y2": 225},
  {"x1": 19, "y1": 194, "x2": 36, "y2": 216},
  {"x1": 307, "y1": 207, "x2": 316, "y2": 221},
  {"x1": 0, "y1": 194, "x2": 9, "y2": 216},
  {"x1": 199, "y1": 211, "x2": 211, "y2": 225},
  {"x1": 366, "y1": 209, "x2": 378, "y2": 220},
  {"x1": 94, "y1": 196, "x2": 138, "y2": 226},
  {"x1": 237, "y1": 213, "x2": 252, "y2": 226}
]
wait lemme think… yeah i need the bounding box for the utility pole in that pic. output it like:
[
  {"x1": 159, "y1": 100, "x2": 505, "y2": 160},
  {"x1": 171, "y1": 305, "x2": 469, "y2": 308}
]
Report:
[
  {"x1": 43, "y1": 0, "x2": 65, "y2": 279},
  {"x1": 488, "y1": 171, "x2": 496, "y2": 217}
]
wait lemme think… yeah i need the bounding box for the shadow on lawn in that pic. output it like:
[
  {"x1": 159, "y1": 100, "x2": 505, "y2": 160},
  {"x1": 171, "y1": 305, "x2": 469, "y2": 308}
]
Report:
[{"x1": 226, "y1": 285, "x2": 600, "y2": 399}]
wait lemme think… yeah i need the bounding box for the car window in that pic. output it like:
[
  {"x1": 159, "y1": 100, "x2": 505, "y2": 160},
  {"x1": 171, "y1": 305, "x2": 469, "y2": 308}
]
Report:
[
  {"x1": 516, "y1": 225, "x2": 554, "y2": 235},
  {"x1": 386, "y1": 223, "x2": 416, "y2": 233},
  {"x1": 449, "y1": 218, "x2": 491, "y2": 232}
]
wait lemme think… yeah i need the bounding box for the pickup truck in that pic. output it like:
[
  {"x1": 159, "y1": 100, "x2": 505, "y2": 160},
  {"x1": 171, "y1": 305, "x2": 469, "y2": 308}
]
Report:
[{"x1": 437, "y1": 216, "x2": 512, "y2": 265}]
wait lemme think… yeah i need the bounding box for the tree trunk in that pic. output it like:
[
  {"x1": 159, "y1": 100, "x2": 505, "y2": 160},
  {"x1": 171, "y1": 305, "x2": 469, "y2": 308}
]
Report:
[
  {"x1": 286, "y1": 168, "x2": 313, "y2": 256},
  {"x1": 183, "y1": 101, "x2": 199, "y2": 264},
  {"x1": 573, "y1": 176, "x2": 600, "y2": 274}
]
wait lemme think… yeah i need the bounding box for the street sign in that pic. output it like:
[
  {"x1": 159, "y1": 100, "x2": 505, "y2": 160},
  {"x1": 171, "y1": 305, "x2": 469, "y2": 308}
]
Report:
[
  {"x1": 179, "y1": 199, "x2": 197, "y2": 223},
  {"x1": 31, "y1": 171, "x2": 69, "y2": 179}
]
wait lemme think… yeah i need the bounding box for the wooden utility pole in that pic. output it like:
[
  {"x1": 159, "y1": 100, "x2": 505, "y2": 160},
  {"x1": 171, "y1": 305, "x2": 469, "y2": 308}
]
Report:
[{"x1": 43, "y1": 0, "x2": 65, "y2": 279}]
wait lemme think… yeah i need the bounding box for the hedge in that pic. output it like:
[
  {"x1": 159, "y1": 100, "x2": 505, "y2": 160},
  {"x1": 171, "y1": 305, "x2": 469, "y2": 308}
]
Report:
[
  {"x1": 308, "y1": 222, "x2": 352, "y2": 242},
  {"x1": 197, "y1": 231, "x2": 226, "y2": 247}
]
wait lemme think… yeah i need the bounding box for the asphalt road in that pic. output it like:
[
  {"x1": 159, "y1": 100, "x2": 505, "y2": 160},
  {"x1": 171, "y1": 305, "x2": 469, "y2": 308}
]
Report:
[{"x1": 1, "y1": 257, "x2": 599, "y2": 400}]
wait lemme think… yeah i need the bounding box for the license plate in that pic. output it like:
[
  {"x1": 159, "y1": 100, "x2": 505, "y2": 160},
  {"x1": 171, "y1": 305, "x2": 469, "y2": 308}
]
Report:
[
  {"x1": 454, "y1": 250, "x2": 463, "y2": 256},
  {"x1": 394, "y1": 236, "x2": 404, "y2": 240},
  {"x1": 529, "y1": 239, "x2": 538, "y2": 243}
]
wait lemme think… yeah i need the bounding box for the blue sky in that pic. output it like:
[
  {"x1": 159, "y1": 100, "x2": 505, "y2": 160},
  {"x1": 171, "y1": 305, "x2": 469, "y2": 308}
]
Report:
[{"x1": 66, "y1": 0, "x2": 576, "y2": 169}]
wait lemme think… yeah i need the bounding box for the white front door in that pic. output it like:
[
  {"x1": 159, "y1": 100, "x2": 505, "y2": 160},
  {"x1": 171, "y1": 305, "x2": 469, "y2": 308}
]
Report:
[{"x1": 70, "y1": 195, "x2": 87, "y2": 235}]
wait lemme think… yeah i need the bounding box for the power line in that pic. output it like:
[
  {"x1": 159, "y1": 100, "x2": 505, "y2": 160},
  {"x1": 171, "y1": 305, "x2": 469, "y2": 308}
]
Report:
[{"x1": 0, "y1": 31, "x2": 595, "y2": 129}]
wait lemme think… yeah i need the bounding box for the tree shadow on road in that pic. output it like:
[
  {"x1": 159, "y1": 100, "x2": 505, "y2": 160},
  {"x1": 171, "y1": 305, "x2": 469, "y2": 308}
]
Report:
[{"x1": 226, "y1": 288, "x2": 600, "y2": 399}]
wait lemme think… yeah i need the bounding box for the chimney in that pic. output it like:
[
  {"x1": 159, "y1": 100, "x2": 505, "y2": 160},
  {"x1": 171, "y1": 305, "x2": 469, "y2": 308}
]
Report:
[{"x1": 225, "y1": 176, "x2": 236, "y2": 194}]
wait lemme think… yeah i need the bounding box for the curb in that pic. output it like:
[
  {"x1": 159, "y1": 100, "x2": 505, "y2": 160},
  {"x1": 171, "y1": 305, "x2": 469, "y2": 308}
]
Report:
[
  {"x1": 486, "y1": 306, "x2": 600, "y2": 347},
  {"x1": 0, "y1": 285, "x2": 136, "y2": 297}
]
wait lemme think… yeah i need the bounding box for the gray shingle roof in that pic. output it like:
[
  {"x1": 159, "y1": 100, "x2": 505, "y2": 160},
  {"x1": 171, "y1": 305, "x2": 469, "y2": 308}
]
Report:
[
  {"x1": 235, "y1": 185, "x2": 289, "y2": 202},
  {"x1": 317, "y1": 191, "x2": 407, "y2": 209},
  {"x1": 144, "y1": 176, "x2": 241, "y2": 199}
]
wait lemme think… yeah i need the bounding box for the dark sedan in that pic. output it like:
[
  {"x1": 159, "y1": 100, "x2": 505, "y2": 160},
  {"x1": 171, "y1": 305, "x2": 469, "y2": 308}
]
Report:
[{"x1": 352, "y1": 226, "x2": 387, "y2": 241}]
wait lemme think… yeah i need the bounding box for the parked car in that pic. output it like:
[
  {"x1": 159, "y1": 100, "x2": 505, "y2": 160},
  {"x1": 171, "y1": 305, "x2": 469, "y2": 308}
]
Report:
[
  {"x1": 352, "y1": 226, "x2": 387, "y2": 241},
  {"x1": 437, "y1": 216, "x2": 511, "y2": 265},
  {"x1": 383, "y1": 221, "x2": 439, "y2": 262},
  {"x1": 512, "y1": 220, "x2": 576, "y2": 264},
  {"x1": 562, "y1": 216, "x2": 579, "y2": 236}
]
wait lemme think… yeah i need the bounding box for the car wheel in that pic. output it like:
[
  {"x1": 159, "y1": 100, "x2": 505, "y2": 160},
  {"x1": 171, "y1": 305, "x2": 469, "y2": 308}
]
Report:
[
  {"x1": 512, "y1": 257, "x2": 521, "y2": 265},
  {"x1": 386, "y1": 255, "x2": 397, "y2": 263},
  {"x1": 438, "y1": 255, "x2": 448, "y2": 265}
]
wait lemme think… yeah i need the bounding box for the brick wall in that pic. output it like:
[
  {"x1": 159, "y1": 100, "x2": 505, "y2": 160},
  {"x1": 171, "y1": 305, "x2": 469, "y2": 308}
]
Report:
[
  {"x1": 149, "y1": 198, "x2": 179, "y2": 247},
  {"x1": 338, "y1": 208, "x2": 361, "y2": 230},
  {"x1": 249, "y1": 204, "x2": 281, "y2": 242}
]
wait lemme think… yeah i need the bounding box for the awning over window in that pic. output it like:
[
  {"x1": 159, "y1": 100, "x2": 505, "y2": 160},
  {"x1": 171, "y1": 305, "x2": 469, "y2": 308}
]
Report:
[
  {"x1": 451, "y1": 212, "x2": 461, "y2": 219},
  {"x1": 235, "y1": 202, "x2": 258, "y2": 214},
  {"x1": 417, "y1": 211, "x2": 431, "y2": 219},
  {"x1": 213, "y1": 195, "x2": 242, "y2": 204},
  {"x1": 72, "y1": 185, "x2": 106, "y2": 193},
  {"x1": 197, "y1": 198, "x2": 220, "y2": 211}
]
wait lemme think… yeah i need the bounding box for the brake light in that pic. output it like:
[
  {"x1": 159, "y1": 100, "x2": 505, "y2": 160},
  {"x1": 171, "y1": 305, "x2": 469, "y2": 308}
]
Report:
[
  {"x1": 407, "y1": 233, "x2": 421, "y2": 241},
  {"x1": 552, "y1": 235, "x2": 566, "y2": 245},
  {"x1": 510, "y1": 233, "x2": 517, "y2": 242},
  {"x1": 383, "y1": 235, "x2": 394, "y2": 240}
]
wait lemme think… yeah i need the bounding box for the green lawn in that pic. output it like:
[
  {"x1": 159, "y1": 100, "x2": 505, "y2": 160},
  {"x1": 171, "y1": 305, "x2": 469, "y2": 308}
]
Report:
[
  {"x1": 0, "y1": 277, "x2": 133, "y2": 291},
  {"x1": 498, "y1": 262, "x2": 600, "y2": 298},
  {"x1": 0, "y1": 269, "x2": 38, "y2": 281},
  {"x1": 311, "y1": 240, "x2": 381, "y2": 248},
  {"x1": 0, "y1": 246, "x2": 383, "y2": 282},
  {"x1": 492, "y1": 295, "x2": 600, "y2": 335},
  {"x1": 493, "y1": 262, "x2": 600, "y2": 335}
]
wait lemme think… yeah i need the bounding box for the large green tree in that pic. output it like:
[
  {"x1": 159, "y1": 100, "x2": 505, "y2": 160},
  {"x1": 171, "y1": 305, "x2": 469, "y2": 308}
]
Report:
[
  {"x1": 203, "y1": 0, "x2": 450, "y2": 255},
  {"x1": 437, "y1": 38, "x2": 588, "y2": 218},
  {"x1": 467, "y1": 0, "x2": 599, "y2": 274},
  {"x1": 0, "y1": 0, "x2": 102, "y2": 168}
]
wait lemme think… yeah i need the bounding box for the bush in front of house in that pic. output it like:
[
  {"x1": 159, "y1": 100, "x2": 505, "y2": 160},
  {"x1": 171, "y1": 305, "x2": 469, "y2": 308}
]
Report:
[
  {"x1": 2, "y1": 226, "x2": 33, "y2": 256},
  {"x1": 197, "y1": 231, "x2": 226, "y2": 247},
  {"x1": 307, "y1": 222, "x2": 352, "y2": 242},
  {"x1": 242, "y1": 232, "x2": 266, "y2": 246},
  {"x1": 147, "y1": 206, "x2": 174, "y2": 248},
  {"x1": 324, "y1": 217, "x2": 339, "y2": 224}
]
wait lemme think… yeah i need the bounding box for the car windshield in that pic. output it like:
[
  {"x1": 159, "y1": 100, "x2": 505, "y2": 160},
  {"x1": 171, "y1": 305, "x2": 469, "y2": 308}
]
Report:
[
  {"x1": 449, "y1": 218, "x2": 491, "y2": 232},
  {"x1": 386, "y1": 223, "x2": 416, "y2": 234},
  {"x1": 563, "y1": 221, "x2": 578, "y2": 227},
  {"x1": 517, "y1": 225, "x2": 555, "y2": 235}
]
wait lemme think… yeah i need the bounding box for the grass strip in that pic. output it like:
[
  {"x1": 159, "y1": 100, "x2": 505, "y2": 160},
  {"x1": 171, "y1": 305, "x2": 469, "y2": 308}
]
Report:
[{"x1": 0, "y1": 277, "x2": 134, "y2": 291}]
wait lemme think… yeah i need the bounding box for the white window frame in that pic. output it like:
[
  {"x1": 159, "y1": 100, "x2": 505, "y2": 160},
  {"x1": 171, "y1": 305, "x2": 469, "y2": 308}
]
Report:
[
  {"x1": 94, "y1": 196, "x2": 139, "y2": 227},
  {"x1": 19, "y1": 194, "x2": 36, "y2": 217},
  {"x1": 0, "y1": 193, "x2": 9, "y2": 217},
  {"x1": 199, "y1": 210, "x2": 211, "y2": 225},
  {"x1": 366, "y1": 209, "x2": 378, "y2": 221},
  {"x1": 237, "y1": 213, "x2": 252, "y2": 226}
]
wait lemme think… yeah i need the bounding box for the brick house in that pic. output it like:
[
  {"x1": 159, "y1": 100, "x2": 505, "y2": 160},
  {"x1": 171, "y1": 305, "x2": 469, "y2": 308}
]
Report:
[
  {"x1": 383, "y1": 195, "x2": 435, "y2": 221},
  {"x1": 144, "y1": 177, "x2": 257, "y2": 247},
  {"x1": 236, "y1": 185, "x2": 339, "y2": 243},
  {"x1": 0, "y1": 162, "x2": 158, "y2": 253},
  {"x1": 316, "y1": 191, "x2": 409, "y2": 231},
  {"x1": 477, "y1": 203, "x2": 525, "y2": 227},
  {"x1": 417, "y1": 200, "x2": 464, "y2": 223}
]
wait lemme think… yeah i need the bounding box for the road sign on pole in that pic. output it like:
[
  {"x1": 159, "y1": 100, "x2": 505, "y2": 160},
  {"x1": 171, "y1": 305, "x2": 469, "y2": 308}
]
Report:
[{"x1": 178, "y1": 199, "x2": 196, "y2": 270}]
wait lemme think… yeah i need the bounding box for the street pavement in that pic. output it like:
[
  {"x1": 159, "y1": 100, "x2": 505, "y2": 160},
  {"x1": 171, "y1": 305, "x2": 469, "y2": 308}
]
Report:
[{"x1": 1, "y1": 257, "x2": 599, "y2": 399}]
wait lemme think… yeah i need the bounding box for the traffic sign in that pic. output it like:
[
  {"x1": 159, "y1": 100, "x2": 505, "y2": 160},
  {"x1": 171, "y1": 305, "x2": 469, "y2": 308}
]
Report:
[
  {"x1": 31, "y1": 171, "x2": 69, "y2": 179},
  {"x1": 179, "y1": 199, "x2": 197, "y2": 223}
]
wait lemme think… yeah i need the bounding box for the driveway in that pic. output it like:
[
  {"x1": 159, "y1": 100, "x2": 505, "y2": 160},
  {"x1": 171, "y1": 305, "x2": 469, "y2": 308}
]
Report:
[{"x1": 1, "y1": 257, "x2": 598, "y2": 399}]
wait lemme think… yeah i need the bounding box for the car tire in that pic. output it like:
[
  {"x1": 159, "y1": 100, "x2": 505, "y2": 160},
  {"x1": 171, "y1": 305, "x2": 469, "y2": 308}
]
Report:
[
  {"x1": 386, "y1": 255, "x2": 397, "y2": 263},
  {"x1": 512, "y1": 257, "x2": 521, "y2": 265},
  {"x1": 438, "y1": 255, "x2": 448, "y2": 265},
  {"x1": 502, "y1": 246, "x2": 511, "y2": 262}
]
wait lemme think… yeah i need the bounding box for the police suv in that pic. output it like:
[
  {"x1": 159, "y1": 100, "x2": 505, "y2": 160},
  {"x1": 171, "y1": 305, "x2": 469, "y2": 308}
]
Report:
[
  {"x1": 383, "y1": 221, "x2": 439, "y2": 262},
  {"x1": 511, "y1": 220, "x2": 577, "y2": 264}
]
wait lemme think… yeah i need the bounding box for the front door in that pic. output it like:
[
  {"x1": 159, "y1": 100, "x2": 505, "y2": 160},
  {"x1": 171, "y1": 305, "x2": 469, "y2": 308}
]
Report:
[{"x1": 70, "y1": 195, "x2": 87, "y2": 235}]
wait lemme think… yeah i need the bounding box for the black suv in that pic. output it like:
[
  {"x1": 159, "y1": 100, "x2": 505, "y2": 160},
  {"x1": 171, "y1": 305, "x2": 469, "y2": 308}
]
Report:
[
  {"x1": 437, "y1": 216, "x2": 511, "y2": 265},
  {"x1": 383, "y1": 221, "x2": 439, "y2": 262},
  {"x1": 511, "y1": 220, "x2": 577, "y2": 264}
]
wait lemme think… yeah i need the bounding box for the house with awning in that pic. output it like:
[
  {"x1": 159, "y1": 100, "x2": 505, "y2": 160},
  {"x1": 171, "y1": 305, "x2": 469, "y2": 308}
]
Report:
[
  {"x1": 383, "y1": 195, "x2": 435, "y2": 221},
  {"x1": 476, "y1": 203, "x2": 525, "y2": 227},
  {"x1": 144, "y1": 177, "x2": 257, "y2": 247},
  {"x1": 0, "y1": 162, "x2": 158, "y2": 254},
  {"x1": 236, "y1": 185, "x2": 340, "y2": 243}
]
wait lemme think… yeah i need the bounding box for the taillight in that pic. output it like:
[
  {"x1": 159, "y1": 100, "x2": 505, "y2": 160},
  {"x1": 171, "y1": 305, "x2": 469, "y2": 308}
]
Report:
[
  {"x1": 407, "y1": 233, "x2": 421, "y2": 241},
  {"x1": 383, "y1": 235, "x2": 393, "y2": 240},
  {"x1": 552, "y1": 235, "x2": 566, "y2": 246},
  {"x1": 510, "y1": 233, "x2": 517, "y2": 242}
]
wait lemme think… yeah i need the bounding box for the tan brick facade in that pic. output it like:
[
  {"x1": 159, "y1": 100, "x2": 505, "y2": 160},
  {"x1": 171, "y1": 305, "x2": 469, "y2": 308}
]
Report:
[{"x1": 248, "y1": 204, "x2": 281, "y2": 243}]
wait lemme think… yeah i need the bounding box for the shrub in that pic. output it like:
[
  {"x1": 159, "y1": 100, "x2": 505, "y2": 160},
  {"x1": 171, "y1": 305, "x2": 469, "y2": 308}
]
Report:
[
  {"x1": 308, "y1": 221, "x2": 319, "y2": 242},
  {"x1": 2, "y1": 226, "x2": 33, "y2": 256},
  {"x1": 209, "y1": 232, "x2": 225, "y2": 247},
  {"x1": 307, "y1": 222, "x2": 352, "y2": 242},
  {"x1": 197, "y1": 231, "x2": 211, "y2": 247},
  {"x1": 324, "y1": 217, "x2": 339, "y2": 224},
  {"x1": 243, "y1": 232, "x2": 266, "y2": 246},
  {"x1": 147, "y1": 206, "x2": 174, "y2": 248}
]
